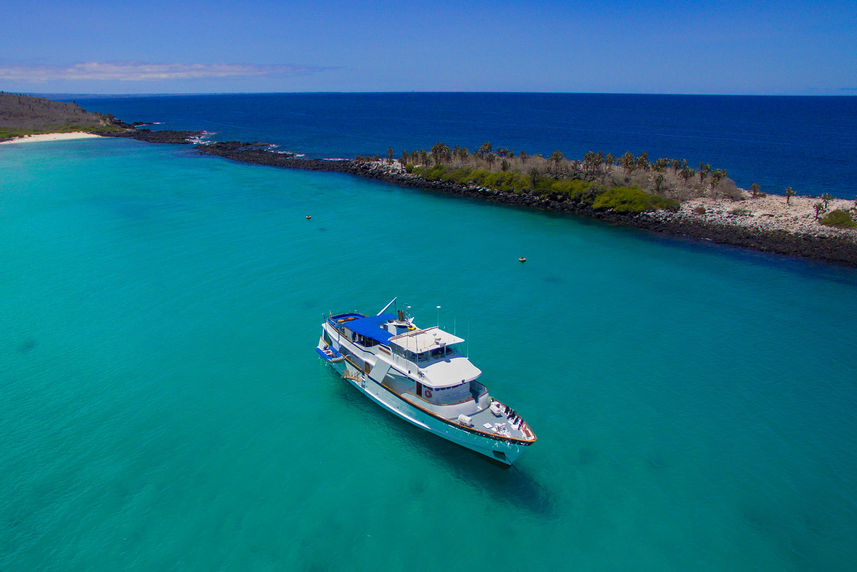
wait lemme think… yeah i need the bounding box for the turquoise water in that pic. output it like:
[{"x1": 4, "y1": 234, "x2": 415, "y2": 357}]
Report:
[{"x1": 2, "y1": 139, "x2": 857, "y2": 570}]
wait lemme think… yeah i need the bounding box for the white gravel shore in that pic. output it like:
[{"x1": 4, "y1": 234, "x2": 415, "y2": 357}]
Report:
[{"x1": 656, "y1": 191, "x2": 857, "y2": 240}]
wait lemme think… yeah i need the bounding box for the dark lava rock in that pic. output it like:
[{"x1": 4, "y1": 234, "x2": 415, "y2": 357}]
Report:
[{"x1": 107, "y1": 128, "x2": 202, "y2": 144}]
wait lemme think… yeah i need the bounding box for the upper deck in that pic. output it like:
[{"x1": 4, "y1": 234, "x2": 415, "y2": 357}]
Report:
[
  {"x1": 388, "y1": 326, "x2": 464, "y2": 353},
  {"x1": 328, "y1": 312, "x2": 467, "y2": 355},
  {"x1": 327, "y1": 312, "x2": 480, "y2": 389}
]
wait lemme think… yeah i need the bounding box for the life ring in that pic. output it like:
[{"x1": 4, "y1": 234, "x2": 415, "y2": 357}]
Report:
[{"x1": 424, "y1": 388, "x2": 432, "y2": 399}]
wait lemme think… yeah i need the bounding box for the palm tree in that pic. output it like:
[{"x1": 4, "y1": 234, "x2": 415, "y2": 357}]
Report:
[
  {"x1": 431, "y1": 142, "x2": 451, "y2": 166},
  {"x1": 785, "y1": 187, "x2": 796, "y2": 205},
  {"x1": 751, "y1": 183, "x2": 760, "y2": 198},
  {"x1": 654, "y1": 173, "x2": 665, "y2": 193},
  {"x1": 583, "y1": 151, "x2": 597, "y2": 175},
  {"x1": 550, "y1": 150, "x2": 564, "y2": 176},
  {"x1": 621, "y1": 151, "x2": 635, "y2": 174},
  {"x1": 529, "y1": 167, "x2": 540, "y2": 189},
  {"x1": 454, "y1": 146, "x2": 469, "y2": 162},
  {"x1": 711, "y1": 169, "x2": 726, "y2": 187}
]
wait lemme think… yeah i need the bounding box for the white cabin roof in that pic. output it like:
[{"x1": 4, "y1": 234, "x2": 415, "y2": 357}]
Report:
[
  {"x1": 388, "y1": 326, "x2": 464, "y2": 354},
  {"x1": 420, "y1": 356, "x2": 482, "y2": 389}
]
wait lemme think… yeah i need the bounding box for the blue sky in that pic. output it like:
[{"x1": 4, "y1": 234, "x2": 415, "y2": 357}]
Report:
[{"x1": 1, "y1": 0, "x2": 855, "y2": 94}]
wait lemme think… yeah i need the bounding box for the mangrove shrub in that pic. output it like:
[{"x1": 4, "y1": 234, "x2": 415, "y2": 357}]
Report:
[
  {"x1": 819, "y1": 209, "x2": 857, "y2": 229},
  {"x1": 592, "y1": 187, "x2": 679, "y2": 213}
]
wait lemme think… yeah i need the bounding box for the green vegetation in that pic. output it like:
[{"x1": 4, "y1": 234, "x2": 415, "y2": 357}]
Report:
[
  {"x1": 819, "y1": 209, "x2": 857, "y2": 229},
  {"x1": 592, "y1": 187, "x2": 679, "y2": 213},
  {"x1": 392, "y1": 140, "x2": 743, "y2": 213},
  {"x1": 415, "y1": 164, "x2": 533, "y2": 193},
  {"x1": 409, "y1": 163, "x2": 678, "y2": 213}
]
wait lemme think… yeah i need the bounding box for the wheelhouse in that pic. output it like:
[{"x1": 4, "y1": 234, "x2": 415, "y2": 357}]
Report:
[{"x1": 325, "y1": 312, "x2": 486, "y2": 404}]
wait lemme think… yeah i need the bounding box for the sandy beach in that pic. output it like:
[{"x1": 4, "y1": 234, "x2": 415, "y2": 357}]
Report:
[{"x1": 0, "y1": 132, "x2": 102, "y2": 145}]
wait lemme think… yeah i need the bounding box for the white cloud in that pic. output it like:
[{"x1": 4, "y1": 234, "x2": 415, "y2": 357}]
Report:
[{"x1": 0, "y1": 62, "x2": 325, "y2": 82}]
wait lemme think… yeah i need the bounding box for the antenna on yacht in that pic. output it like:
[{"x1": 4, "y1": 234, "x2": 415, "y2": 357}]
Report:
[
  {"x1": 377, "y1": 296, "x2": 398, "y2": 316},
  {"x1": 467, "y1": 320, "x2": 471, "y2": 358},
  {"x1": 436, "y1": 305, "x2": 441, "y2": 327}
]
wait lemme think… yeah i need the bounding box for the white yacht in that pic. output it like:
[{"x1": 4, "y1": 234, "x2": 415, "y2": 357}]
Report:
[{"x1": 317, "y1": 298, "x2": 536, "y2": 465}]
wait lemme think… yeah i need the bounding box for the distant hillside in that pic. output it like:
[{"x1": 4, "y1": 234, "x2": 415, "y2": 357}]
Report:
[{"x1": 0, "y1": 92, "x2": 123, "y2": 138}]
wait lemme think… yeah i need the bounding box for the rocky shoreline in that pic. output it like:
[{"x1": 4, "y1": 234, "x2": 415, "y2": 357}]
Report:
[
  {"x1": 114, "y1": 127, "x2": 205, "y2": 145},
  {"x1": 113, "y1": 130, "x2": 857, "y2": 267}
]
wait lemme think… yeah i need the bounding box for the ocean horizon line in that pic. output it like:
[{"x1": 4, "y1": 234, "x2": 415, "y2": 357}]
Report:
[{"x1": 22, "y1": 90, "x2": 857, "y2": 99}]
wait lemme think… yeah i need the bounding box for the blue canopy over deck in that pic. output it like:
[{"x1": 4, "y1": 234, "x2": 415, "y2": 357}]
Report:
[{"x1": 337, "y1": 313, "x2": 397, "y2": 345}]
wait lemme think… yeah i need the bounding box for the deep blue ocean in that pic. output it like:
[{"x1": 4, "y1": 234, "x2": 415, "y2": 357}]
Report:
[
  {"x1": 2, "y1": 94, "x2": 856, "y2": 569},
  {"x1": 73, "y1": 93, "x2": 857, "y2": 199}
]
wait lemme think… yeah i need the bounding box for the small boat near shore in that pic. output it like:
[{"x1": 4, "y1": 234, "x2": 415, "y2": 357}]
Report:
[{"x1": 317, "y1": 298, "x2": 536, "y2": 465}]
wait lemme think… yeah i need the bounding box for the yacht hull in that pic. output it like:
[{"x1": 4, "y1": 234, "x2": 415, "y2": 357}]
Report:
[{"x1": 326, "y1": 358, "x2": 527, "y2": 466}]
